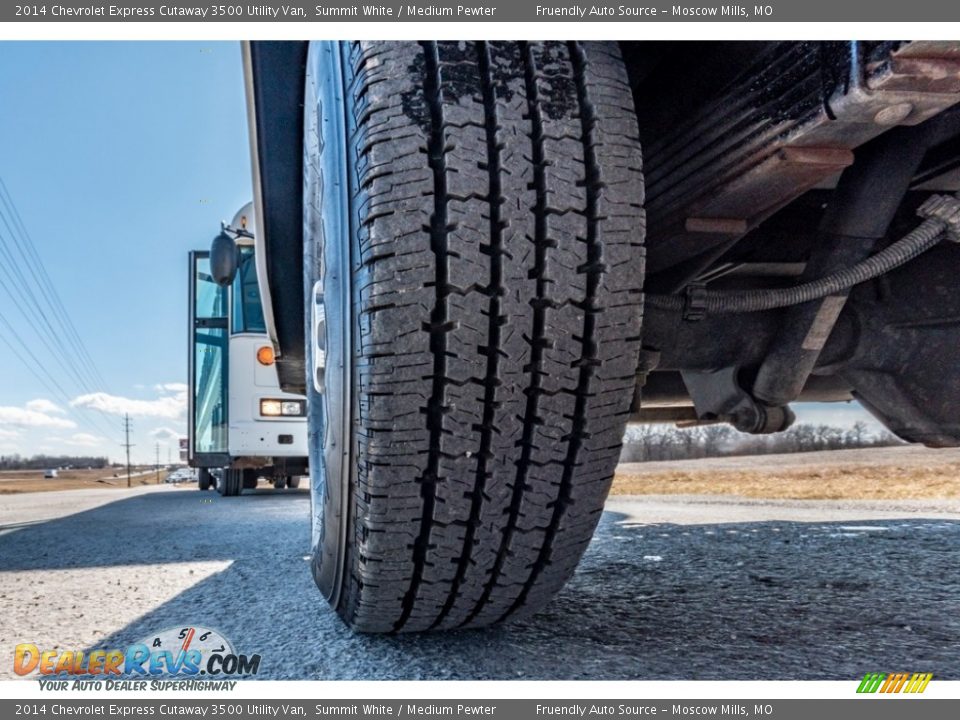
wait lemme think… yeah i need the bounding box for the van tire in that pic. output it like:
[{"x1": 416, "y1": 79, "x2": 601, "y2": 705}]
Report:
[
  {"x1": 304, "y1": 41, "x2": 645, "y2": 632},
  {"x1": 217, "y1": 469, "x2": 242, "y2": 497}
]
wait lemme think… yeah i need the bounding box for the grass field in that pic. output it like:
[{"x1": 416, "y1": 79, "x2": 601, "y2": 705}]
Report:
[
  {"x1": 612, "y1": 445, "x2": 960, "y2": 500},
  {"x1": 3, "y1": 446, "x2": 959, "y2": 499},
  {"x1": 0, "y1": 467, "x2": 163, "y2": 494}
]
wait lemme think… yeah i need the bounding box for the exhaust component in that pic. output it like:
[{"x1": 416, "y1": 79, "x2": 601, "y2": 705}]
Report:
[{"x1": 680, "y1": 367, "x2": 796, "y2": 435}]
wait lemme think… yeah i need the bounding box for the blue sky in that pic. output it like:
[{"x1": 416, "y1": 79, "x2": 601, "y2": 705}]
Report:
[
  {"x1": 0, "y1": 41, "x2": 883, "y2": 465},
  {"x1": 0, "y1": 42, "x2": 251, "y2": 463}
]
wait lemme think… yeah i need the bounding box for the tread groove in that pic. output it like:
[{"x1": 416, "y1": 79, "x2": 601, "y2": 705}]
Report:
[
  {"x1": 499, "y1": 41, "x2": 602, "y2": 619},
  {"x1": 430, "y1": 40, "x2": 504, "y2": 630},
  {"x1": 459, "y1": 40, "x2": 549, "y2": 628},
  {"x1": 394, "y1": 40, "x2": 448, "y2": 633}
]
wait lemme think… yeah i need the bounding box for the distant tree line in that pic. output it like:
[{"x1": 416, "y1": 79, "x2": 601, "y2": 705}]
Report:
[
  {"x1": 0, "y1": 454, "x2": 109, "y2": 470},
  {"x1": 619, "y1": 421, "x2": 901, "y2": 463}
]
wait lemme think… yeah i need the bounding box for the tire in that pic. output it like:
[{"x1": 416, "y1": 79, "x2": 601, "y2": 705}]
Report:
[
  {"x1": 216, "y1": 468, "x2": 242, "y2": 497},
  {"x1": 286, "y1": 476, "x2": 301, "y2": 489},
  {"x1": 304, "y1": 41, "x2": 645, "y2": 632},
  {"x1": 198, "y1": 468, "x2": 212, "y2": 491},
  {"x1": 273, "y1": 476, "x2": 285, "y2": 490}
]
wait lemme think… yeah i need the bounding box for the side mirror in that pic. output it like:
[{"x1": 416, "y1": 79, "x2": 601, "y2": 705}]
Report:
[{"x1": 210, "y1": 230, "x2": 238, "y2": 287}]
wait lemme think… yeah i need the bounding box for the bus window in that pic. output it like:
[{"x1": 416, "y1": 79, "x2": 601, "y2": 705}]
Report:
[
  {"x1": 232, "y1": 246, "x2": 266, "y2": 334},
  {"x1": 190, "y1": 252, "x2": 229, "y2": 457},
  {"x1": 194, "y1": 327, "x2": 228, "y2": 454}
]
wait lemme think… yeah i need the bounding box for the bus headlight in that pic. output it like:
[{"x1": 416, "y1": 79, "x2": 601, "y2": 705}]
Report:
[
  {"x1": 281, "y1": 401, "x2": 304, "y2": 416},
  {"x1": 259, "y1": 399, "x2": 305, "y2": 417}
]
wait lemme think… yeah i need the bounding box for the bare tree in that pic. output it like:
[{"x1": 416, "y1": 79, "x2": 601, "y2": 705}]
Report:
[{"x1": 619, "y1": 417, "x2": 901, "y2": 464}]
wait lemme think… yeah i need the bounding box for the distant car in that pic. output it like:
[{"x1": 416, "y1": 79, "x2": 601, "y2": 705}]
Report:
[
  {"x1": 165, "y1": 469, "x2": 195, "y2": 484},
  {"x1": 43, "y1": 469, "x2": 58, "y2": 479}
]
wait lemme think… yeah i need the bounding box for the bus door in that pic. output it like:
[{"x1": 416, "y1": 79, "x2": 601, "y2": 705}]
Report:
[{"x1": 188, "y1": 250, "x2": 230, "y2": 466}]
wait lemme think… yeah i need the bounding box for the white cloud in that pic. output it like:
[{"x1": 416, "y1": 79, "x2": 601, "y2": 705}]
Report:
[
  {"x1": 71, "y1": 383, "x2": 187, "y2": 420},
  {"x1": 149, "y1": 426, "x2": 183, "y2": 441},
  {"x1": 0, "y1": 428, "x2": 20, "y2": 440},
  {"x1": 63, "y1": 433, "x2": 105, "y2": 448},
  {"x1": 0, "y1": 406, "x2": 76, "y2": 429},
  {"x1": 26, "y1": 398, "x2": 66, "y2": 415},
  {"x1": 155, "y1": 383, "x2": 188, "y2": 394}
]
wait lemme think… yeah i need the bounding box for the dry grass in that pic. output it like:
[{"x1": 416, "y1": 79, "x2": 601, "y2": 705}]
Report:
[
  {"x1": 0, "y1": 467, "x2": 162, "y2": 494},
  {"x1": 612, "y1": 453, "x2": 960, "y2": 500}
]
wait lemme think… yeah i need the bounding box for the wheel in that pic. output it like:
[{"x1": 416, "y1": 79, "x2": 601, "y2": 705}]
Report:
[
  {"x1": 241, "y1": 469, "x2": 259, "y2": 489},
  {"x1": 304, "y1": 41, "x2": 645, "y2": 632},
  {"x1": 216, "y1": 468, "x2": 242, "y2": 497},
  {"x1": 273, "y1": 476, "x2": 285, "y2": 490},
  {"x1": 198, "y1": 468, "x2": 212, "y2": 491},
  {"x1": 286, "y1": 476, "x2": 301, "y2": 489}
]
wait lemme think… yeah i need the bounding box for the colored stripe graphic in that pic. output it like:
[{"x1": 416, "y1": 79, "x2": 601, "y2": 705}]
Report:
[
  {"x1": 857, "y1": 672, "x2": 932, "y2": 693},
  {"x1": 880, "y1": 673, "x2": 897, "y2": 693},
  {"x1": 857, "y1": 672, "x2": 886, "y2": 693}
]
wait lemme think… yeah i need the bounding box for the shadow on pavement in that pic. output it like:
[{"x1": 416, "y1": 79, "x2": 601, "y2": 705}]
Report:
[{"x1": 0, "y1": 488, "x2": 307, "y2": 571}]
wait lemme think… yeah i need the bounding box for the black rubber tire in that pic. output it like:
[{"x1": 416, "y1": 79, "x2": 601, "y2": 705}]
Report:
[
  {"x1": 273, "y1": 476, "x2": 285, "y2": 490},
  {"x1": 216, "y1": 468, "x2": 242, "y2": 497},
  {"x1": 286, "y1": 476, "x2": 301, "y2": 489},
  {"x1": 198, "y1": 468, "x2": 212, "y2": 491},
  {"x1": 304, "y1": 41, "x2": 645, "y2": 632}
]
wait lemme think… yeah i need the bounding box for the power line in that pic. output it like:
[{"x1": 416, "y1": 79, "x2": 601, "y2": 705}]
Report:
[
  {"x1": 0, "y1": 178, "x2": 120, "y2": 436},
  {"x1": 0, "y1": 225, "x2": 117, "y2": 433},
  {"x1": 0, "y1": 215, "x2": 105, "y2": 397},
  {"x1": 0, "y1": 309, "x2": 115, "y2": 438},
  {"x1": 0, "y1": 180, "x2": 112, "y2": 392},
  {"x1": 0, "y1": 177, "x2": 111, "y2": 392},
  {"x1": 0, "y1": 229, "x2": 101, "y2": 397}
]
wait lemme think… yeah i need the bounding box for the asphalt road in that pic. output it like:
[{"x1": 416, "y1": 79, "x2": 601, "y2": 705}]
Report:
[{"x1": 1, "y1": 485, "x2": 958, "y2": 680}]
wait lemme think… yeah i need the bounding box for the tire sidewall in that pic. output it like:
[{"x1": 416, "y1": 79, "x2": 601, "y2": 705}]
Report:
[{"x1": 304, "y1": 41, "x2": 354, "y2": 607}]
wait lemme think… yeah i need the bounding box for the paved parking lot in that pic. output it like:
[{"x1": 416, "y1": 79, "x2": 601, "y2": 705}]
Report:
[{"x1": 1, "y1": 485, "x2": 958, "y2": 680}]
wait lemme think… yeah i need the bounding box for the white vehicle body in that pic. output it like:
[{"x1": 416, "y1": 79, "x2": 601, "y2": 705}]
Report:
[
  {"x1": 226, "y1": 204, "x2": 308, "y2": 460},
  {"x1": 187, "y1": 203, "x2": 308, "y2": 492}
]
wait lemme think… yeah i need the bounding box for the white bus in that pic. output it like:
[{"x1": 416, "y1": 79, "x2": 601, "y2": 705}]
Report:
[{"x1": 187, "y1": 203, "x2": 308, "y2": 496}]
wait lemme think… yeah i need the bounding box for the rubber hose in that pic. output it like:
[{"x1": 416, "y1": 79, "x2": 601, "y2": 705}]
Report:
[{"x1": 647, "y1": 217, "x2": 948, "y2": 315}]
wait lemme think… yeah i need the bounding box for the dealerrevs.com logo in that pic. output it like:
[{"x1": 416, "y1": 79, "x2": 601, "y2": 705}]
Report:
[{"x1": 14, "y1": 626, "x2": 261, "y2": 679}]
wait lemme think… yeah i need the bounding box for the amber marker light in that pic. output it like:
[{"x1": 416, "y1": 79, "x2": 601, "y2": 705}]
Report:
[{"x1": 257, "y1": 346, "x2": 275, "y2": 366}]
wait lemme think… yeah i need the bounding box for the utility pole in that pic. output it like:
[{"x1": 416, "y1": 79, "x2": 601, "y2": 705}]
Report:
[
  {"x1": 155, "y1": 442, "x2": 161, "y2": 484},
  {"x1": 121, "y1": 414, "x2": 134, "y2": 488}
]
